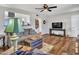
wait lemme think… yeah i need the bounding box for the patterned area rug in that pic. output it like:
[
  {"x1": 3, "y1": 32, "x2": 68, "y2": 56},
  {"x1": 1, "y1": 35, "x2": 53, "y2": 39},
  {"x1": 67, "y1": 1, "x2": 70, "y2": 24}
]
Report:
[
  {"x1": 15, "y1": 43, "x2": 53, "y2": 55},
  {"x1": 40, "y1": 43, "x2": 54, "y2": 53}
]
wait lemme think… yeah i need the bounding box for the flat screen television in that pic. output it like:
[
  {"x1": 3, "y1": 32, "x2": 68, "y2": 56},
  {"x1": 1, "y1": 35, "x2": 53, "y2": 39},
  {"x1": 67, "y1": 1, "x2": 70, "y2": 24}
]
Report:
[{"x1": 52, "y1": 22, "x2": 63, "y2": 29}]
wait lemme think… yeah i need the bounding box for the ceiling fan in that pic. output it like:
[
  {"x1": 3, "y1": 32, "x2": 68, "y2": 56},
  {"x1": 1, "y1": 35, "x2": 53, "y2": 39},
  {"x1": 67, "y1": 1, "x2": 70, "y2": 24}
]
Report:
[{"x1": 35, "y1": 4, "x2": 57, "y2": 12}]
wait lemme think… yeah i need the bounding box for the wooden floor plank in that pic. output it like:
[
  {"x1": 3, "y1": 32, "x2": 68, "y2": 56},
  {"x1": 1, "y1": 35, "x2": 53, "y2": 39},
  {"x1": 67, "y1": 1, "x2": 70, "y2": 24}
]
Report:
[{"x1": 44, "y1": 35, "x2": 77, "y2": 55}]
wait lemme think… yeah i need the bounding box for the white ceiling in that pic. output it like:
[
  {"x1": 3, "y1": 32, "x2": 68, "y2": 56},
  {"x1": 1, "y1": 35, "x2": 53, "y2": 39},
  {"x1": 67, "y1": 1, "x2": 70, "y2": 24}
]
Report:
[{"x1": 0, "y1": 4, "x2": 79, "y2": 15}]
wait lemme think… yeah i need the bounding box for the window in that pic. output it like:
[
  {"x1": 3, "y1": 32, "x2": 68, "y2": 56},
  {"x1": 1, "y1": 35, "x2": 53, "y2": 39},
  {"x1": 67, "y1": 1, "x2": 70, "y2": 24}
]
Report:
[
  {"x1": 4, "y1": 11, "x2": 31, "y2": 26},
  {"x1": 15, "y1": 13, "x2": 31, "y2": 26}
]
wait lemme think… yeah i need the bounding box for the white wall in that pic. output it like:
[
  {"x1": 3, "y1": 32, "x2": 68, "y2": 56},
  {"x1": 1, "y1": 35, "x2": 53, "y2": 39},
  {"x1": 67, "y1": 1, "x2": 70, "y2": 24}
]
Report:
[
  {"x1": 39, "y1": 11, "x2": 79, "y2": 37},
  {"x1": 0, "y1": 9, "x2": 5, "y2": 47},
  {"x1": 30, "y1": 12, "x2": 75, "y2": 36},
  {"x1": 0, "y1": 8, "x2": 5, "y2": 33},
  {"x1": 71, "y1": 15, "x2": 79, "y2": 37},
  {"x1": 48, "y1": 15, "x2": 71, "y2": 36}
]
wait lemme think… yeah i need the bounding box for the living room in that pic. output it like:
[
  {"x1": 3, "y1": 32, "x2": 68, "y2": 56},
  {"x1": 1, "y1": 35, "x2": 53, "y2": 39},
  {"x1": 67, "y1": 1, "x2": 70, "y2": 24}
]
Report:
[{"x1": 0, "y1": 4, "x2": 79, "y2": 55}]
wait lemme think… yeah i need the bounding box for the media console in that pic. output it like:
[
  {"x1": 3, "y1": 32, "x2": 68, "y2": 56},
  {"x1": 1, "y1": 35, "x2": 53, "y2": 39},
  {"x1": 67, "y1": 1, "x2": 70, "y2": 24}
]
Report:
[{"x1": 49, "y1": 28, "x2": 66, "y2": 36}]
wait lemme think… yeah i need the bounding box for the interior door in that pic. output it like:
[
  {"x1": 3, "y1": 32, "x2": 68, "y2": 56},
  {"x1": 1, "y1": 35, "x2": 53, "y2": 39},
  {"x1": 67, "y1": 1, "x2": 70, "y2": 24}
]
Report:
[{"x1": 71, "y1": 15, "x2": 79, "y2": 37}]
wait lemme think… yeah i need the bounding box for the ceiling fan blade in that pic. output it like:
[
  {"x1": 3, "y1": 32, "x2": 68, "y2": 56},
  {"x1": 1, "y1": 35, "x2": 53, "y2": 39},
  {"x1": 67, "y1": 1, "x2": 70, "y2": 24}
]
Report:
[
  {"x1": 35, "y1": 8, "x2": 43, "y2": 9},
  {"x1": 48, "y1": 9, "x2": 52, "y2": 12},
  {"x1": 40, "y1": 10, "x2": 44, "y2": 12},
  {"x1": 48, "y1": 6, "x2": 57, "y2": 9}
]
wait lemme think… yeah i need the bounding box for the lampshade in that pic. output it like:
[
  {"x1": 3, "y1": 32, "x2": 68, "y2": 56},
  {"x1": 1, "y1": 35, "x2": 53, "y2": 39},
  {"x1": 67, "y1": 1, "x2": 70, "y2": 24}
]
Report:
[{"x1": 5, "y1": 18, "x2": 24, "y2": 33}]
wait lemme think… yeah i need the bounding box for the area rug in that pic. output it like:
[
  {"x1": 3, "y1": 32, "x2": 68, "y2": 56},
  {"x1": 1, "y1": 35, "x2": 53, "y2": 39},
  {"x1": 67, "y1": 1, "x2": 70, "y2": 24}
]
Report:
[{"x1": 40, "y1": 43, "x2": 54, "y2": 53}]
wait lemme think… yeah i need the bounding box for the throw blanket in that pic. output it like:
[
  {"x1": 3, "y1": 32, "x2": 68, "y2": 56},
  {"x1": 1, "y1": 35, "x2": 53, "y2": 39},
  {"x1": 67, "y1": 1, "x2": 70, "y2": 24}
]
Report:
[{"x1": 16, "y1": 48, "x2": 48, "y2": 55}]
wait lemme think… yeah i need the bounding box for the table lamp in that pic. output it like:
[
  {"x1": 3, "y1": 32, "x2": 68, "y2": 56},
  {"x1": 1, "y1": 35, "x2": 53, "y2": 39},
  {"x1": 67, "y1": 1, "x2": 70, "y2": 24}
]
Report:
[{"x1": 5, "y1": 17, "x2": 24, "y2": 54}]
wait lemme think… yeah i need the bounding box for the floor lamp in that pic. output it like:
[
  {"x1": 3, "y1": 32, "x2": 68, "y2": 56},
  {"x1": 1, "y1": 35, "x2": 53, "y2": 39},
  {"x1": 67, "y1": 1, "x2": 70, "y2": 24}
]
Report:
[{"x1": 5, "y1": 18, "x2": 23, "y2": 54}]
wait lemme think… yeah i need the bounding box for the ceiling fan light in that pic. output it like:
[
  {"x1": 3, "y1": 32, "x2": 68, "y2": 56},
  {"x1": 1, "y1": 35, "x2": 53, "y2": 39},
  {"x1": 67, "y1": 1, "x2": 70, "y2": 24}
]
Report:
[{"x1": 44, "y1": 9, "x2": 48, "y2": 11}]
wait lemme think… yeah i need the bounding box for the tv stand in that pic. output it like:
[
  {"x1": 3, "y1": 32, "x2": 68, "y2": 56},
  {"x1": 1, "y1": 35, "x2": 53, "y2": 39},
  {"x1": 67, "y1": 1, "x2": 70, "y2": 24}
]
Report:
[{"x1": 49, "y1": 28, "x2": 66, "y2": 36}]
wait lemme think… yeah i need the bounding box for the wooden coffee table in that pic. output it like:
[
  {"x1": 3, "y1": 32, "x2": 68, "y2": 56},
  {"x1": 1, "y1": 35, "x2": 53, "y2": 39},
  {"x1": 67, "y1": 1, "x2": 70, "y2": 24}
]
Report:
[{"x1": 20, "y1": 35, "x2": 43, "y2": 49}]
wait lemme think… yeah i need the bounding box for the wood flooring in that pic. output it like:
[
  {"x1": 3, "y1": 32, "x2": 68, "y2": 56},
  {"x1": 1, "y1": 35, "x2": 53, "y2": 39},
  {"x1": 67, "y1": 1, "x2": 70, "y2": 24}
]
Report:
[
  {"x1": 0, "y1": 46, "x2": 9, "y2": 54},
  {"x1": 44, "y1": 35, "x2": 78, "y2": 55},
  {"x1": 0, "y1": 34, "x2": 79, "y2": 55}
]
